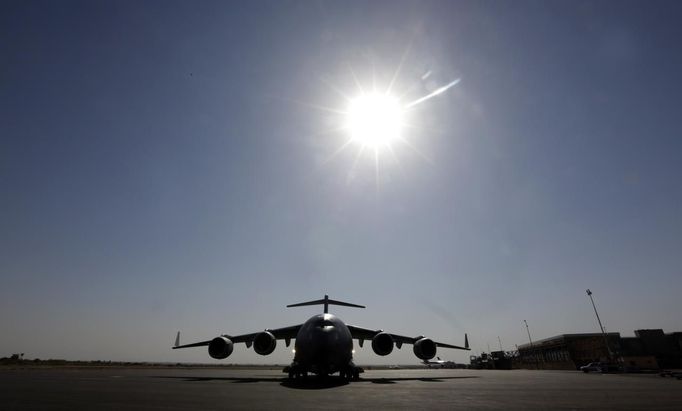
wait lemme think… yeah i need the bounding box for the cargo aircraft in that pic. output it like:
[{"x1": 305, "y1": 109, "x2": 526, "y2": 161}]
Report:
[
  {"x1": 421, "y1": 355, "x2": 462, "y2": 368},
  {"x1": 423, "y1": 356, "x2": 446, "y2": 367},
  {"x1": 173, "y1": 295, "x2": 469, "y2": 380}
]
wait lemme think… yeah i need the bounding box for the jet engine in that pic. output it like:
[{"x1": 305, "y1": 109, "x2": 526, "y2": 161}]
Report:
[
  {"x1": 413, "y1": 337, "x2": 437, "y2": 360},
  {"x1": 253, "y1": 331, "x2": 277, "y2": 355},
  {"x1": 208, "y1": 336, "x2": 234, "y2": 359},
  {"x1": 371, "y1": 332, "x2": 394, "y2": 356}
]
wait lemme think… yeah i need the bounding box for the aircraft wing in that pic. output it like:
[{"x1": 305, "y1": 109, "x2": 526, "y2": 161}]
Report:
[
  {"x1": 346, "y1": 325, "x2": 470, "y2": 350},
  {"x1": 173, "y1": 324, "x2": 302, "y2": 349}
]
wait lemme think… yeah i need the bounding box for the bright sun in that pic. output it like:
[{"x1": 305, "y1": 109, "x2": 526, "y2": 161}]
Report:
[
  {"x1": 308, "y1": 58, "x2": 460, "y2": 185},
  {"x1": 346, "y1": 93, "x2": 404, "y2": 149}
]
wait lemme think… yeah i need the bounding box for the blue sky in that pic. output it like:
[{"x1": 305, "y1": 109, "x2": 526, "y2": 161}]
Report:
[{"x1": 1, "y1": 0, "x2": 681, "y2": 364}]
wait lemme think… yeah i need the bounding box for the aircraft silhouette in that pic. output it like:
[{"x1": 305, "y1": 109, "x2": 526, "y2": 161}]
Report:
[{"x1": 173, "y1": 295, "x2": 469, "y2": 380}]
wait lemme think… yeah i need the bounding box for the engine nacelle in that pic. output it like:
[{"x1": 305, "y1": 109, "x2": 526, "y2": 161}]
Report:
[
  {"x1": 371, "y1": 332, "x2": 394, "y2": 356},
  {"x1": 253, "y1": 331, "x2": 277, "y2": 356},
  {"x1": 208, "y1": 336, "x2": 234, "y2": 359},
  {"x1": 413, "y1": 337, "x2": 437, "y2": 360}
]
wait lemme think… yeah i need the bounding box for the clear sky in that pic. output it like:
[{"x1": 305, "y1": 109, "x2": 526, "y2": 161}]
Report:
[{"x1": 1, "y1": 0, "x2": 681, "y2": 365}]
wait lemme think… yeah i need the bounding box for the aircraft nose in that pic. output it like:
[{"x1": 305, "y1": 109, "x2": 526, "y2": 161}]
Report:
[
  {"x1": 313, "y1": 324, "x2": 336, "y2": 338},
  {"x1": 309, "y1": 325, "x2": 339, "y2": 353},
  {"x1": 315, "y1": 319, "x2": 336, "y2": 330}
]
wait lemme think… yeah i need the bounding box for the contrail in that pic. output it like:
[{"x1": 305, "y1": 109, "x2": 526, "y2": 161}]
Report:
[{"x1": 404, "y1": 78, "x2": 460, "y2": 109}]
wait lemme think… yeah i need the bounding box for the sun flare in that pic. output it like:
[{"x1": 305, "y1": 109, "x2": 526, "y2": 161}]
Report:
[
  {"x1": 298, "y1": 54, "x2": 460, "y2": 186},
  {"x1": 345, "y1": 93, "x2": 404, "y2": 149}
]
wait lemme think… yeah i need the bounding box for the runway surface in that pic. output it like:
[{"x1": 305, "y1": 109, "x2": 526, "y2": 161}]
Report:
[{"x1": 2, "y1": 367, "x2": 682, "y2": 410}]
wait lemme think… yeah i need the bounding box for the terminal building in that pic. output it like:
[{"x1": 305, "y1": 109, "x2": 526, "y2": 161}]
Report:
[{"x1": 517, "y1": 329, "x2": 682, "y2": 370}]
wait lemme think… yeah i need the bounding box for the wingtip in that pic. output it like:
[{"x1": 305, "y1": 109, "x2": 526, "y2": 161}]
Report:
[
  {"x1": 465, "y1": 333, "x2": 469, "y2": 350},
  {"x1": 174, "y1": 331, "x2": 180, "y2": 348}
]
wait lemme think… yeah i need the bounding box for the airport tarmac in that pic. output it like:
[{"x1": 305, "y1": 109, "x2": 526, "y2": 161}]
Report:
[{"x1": 2, "y1": 367, "x2": 682, "y2": 410}]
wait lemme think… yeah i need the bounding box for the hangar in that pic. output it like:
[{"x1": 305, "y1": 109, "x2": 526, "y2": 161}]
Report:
[{"x1": 517, "y1": 329, "x2": 682, "y2": 370}]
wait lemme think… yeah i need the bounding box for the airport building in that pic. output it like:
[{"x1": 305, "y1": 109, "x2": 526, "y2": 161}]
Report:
[
  {"x1": 517, "y1": 329, "x2": 682, "y2": 370},
  {"x1": 622, "y1": 329, "x2": 682, "y2": 369}
]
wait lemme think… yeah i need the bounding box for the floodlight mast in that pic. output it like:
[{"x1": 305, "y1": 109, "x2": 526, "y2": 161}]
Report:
[
  {"x1": 523, "y1": 319, "x2": 538, "y2": 369},
  {"x1": 586, "y1": 289, "x2": 613, "y2": 360}
]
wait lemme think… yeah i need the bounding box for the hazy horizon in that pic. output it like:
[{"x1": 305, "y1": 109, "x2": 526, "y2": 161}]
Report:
[{"x1": 2, "y1": 0, "x2": 681, "y2": 365}]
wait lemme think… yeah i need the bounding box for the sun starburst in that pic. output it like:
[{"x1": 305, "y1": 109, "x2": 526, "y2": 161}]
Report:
[
  {"x1": 290, "y1": 53, "x2": 461, "y2": 187},
  {"x1": 345, "y1": 92, "x2": 404, "y2": 150}
]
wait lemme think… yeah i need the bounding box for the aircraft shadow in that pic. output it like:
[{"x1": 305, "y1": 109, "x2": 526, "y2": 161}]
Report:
[{"x1": 153, "y1": 375, "x2": 478, "y2": 390}]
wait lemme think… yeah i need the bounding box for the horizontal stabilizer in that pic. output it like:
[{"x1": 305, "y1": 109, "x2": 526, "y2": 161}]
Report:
[{"x1": 287, "y1": 294, "x2": 365, "y2": 314}]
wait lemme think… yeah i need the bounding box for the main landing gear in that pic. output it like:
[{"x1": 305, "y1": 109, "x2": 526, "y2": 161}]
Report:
[
  {"x1": 283, "y1": 364, "x2": 308, "y2": 380},
  {"x1": 283, "y1": 363, "x2": 363, "y2": 381},
  {"x1": 339, "y1": 367, "x2": 361, "y2": 381},
  {"x1": 342, "y1": 361, "x2": 364, "y2": 381},
  {"x1": 287, "y1": 369, "x2": 308, "y2": 380}
]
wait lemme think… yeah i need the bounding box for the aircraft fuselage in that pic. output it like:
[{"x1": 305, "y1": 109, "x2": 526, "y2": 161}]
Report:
[{"x1": 292, "y1": 313, "x2": 353, "y2": 376}]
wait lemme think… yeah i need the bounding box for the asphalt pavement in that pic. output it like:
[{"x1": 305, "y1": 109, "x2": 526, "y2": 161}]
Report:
[{"x1": 2, "y1": 367, "x2": 681, "y2": 410}]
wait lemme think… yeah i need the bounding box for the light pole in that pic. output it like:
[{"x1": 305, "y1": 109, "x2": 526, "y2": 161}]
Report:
[
  {"x1": 586, "y1": 289, "x2": 613, "y2": 361},
  {"x1": 524, "y1": 320, "x2": 537, "y2": 368},
  {"x1": 524, "y1": 320, "x2": 533, "y2": 346}
]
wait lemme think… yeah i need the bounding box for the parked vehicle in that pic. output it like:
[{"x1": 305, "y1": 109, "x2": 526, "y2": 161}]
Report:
[
  {"x1": 580, "y1": 362, "x2": 602, "y2": 373},
  {"x1": 580, "y1": 362, "x2": 621, "y2": 373},
  {"x1": 660, "y1": 370, "x2": 682, "y2": 380}
]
